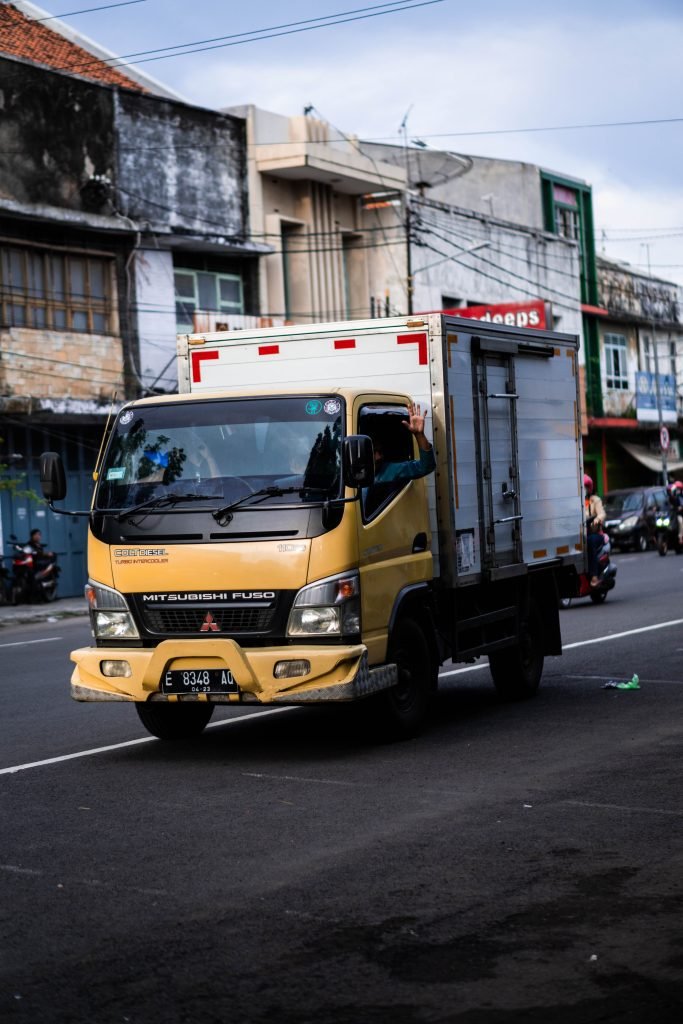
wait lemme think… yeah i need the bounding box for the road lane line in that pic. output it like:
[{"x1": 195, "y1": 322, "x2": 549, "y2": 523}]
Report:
[
  {"x1": 562, "y1": 617, "x2": 683, "y2": 650},
  {"x1": 439, "y1": 617, "x2": 683, "y2": 679},
  {"x1": 0, "y1": 637, "x2": 60, "y2": 649},
  {"x1": 3, "y1": 618, "x2": 682, "y2": 774},
  {"x1": 0, "y1": 707, "x2": 295, "y2": 776}
]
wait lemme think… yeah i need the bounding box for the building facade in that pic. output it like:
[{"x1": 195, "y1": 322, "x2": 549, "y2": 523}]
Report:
[
  {"x1": 226, "y1": 107, "x2": 407, "y2": 325},
  {"x1": 584, "y1": 257, "x2": 683, "y2": 491},
  {"x1": 0, "y1": 4, "x2": 259, "y2": 592}
]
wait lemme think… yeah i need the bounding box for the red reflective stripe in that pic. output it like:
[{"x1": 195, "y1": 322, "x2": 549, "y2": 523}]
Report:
[
  {"x1": 397, "y1": 332, "x2": 428, "y2": 365},
  {"x1": 334, "y1": 338, "x2": 356, "y2": 349},
  {"x1": 258, "y1": 345, "x2": 280, "y2": 355},
  {"x1": 191, "y1": 349, "x2": 219, "y2": 383}
]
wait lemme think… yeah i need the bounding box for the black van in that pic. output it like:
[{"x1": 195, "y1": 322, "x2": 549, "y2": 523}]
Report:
[{"x1": 603, "y1": 485, "x2": 670, "y2": 552}]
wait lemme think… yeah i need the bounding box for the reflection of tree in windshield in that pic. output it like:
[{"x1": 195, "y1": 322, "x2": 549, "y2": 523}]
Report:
[
  {"x1": 106, "y1": 421, "x2": 186, "y2": 487},
  {"x1": 303, "y1": 421, "x2": 341, "y2": 491}
]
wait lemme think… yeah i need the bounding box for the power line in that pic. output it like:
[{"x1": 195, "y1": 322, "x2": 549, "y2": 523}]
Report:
[
  {"x1": 364, "y1": 115, "x2": 683, "y2": 144},
  {"x1": 30, "y1": 0, "x2": 148, "y2": 21},
  {"x1": 24, "y1": 1, "x2": 446, "y2": 77},
  {"x1": 414, "y1": 208, "x2": 579, "y2": 266},
  {"x1": 417, "y1": 235, "x2": 581, "y2": 313}
]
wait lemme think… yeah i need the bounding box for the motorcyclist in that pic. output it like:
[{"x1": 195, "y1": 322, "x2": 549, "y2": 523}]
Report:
[
  {"x1": 26, "y1": 528, "x2": 56, "y2": 575},
  {"x1": 667, "y1": 481, "x2": 683, "y2": 545},
  {"x1": 584, "y1": 474, "x2": 605, "y2": 587}
]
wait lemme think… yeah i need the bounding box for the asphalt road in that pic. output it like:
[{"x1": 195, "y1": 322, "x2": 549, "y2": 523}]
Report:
[{"x1": 1, "y1": 549, "x2": 682, "y2": 1023}]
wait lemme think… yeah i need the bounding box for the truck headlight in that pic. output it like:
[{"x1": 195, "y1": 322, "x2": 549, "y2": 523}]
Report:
[
  {"x1": 85, "y1": 580, "x2": 139, "y2": 640},
  {"x1": 619, "y1": 515, "x2": 639, "y2": 530},
  {"x1": 287, "y1": 572, "x2": 360, "y2": 637}
]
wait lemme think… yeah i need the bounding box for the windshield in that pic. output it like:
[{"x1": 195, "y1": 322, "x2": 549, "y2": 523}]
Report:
[
  {"x1": 96, "y1": 396, "x2": 343, "y2": 512},
  {"x1": 605, "y1": 492, "x2": 643, "y2": 514}
]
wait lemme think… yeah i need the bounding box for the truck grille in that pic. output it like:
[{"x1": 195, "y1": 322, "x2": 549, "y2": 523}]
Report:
[{"x1": 142, "y1": 606, "x2": 275, "y2": 635}]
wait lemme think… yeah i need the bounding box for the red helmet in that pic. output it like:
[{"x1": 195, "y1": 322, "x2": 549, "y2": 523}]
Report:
[
  {"x1": 583, "y1": 474, "x2": 593, "y2": 492},
  {"x1": 674, "y1": 481, "x2": 683, "y2": 490}
]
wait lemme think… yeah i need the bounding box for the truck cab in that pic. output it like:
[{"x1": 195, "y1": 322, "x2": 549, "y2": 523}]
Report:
[{"x1": 59, "y1": 386, "x2": 434, "y2": 739}]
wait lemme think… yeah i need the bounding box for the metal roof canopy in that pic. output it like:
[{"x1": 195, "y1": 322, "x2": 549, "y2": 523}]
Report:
[{"x1": 619, "y1": 440, "x2": 683, "y2": 474}]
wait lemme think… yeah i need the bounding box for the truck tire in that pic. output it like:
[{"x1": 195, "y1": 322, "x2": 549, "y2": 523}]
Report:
[
  {"x1": 488, "y1": 606, "x2": 543, "y2": 701},
  {"x1": 370, "y1": 617, "x2": 433, "y2": 740},
  {"x1": 135, "y1": 701, "x2": 214, "y2": 740}
]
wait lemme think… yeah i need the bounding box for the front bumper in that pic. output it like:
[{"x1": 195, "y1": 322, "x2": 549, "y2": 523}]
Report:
[{"x1": 70, "y1": 639, "x2": 397, "y2": 705}]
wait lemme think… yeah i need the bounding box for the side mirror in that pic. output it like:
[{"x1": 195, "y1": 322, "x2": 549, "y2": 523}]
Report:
[
  {"x1": 342, "y1": 435, "x2": 375, "y2": 488},
  {"x1": 40, "y1": 451, "x2": 67, "y2": 502}
]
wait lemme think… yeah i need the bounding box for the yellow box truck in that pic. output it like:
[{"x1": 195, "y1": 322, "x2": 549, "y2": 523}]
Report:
[{"x1": 40, "y1": 314, "x2": 585, "y2": 741}]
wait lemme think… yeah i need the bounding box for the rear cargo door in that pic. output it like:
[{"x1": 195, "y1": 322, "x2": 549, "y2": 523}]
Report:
[{"x1": 474, "y1": 348, "x2": 522, "y2": 571}]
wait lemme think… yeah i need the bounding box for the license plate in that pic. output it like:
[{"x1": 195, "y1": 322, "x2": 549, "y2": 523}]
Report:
[{"x1": 162, "y1": 668, "x2": 238, "y2": 694}]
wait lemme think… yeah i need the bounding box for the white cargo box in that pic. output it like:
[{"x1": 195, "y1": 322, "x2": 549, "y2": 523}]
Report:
[{"x1": 178, "y1": 314, "x2": 584, "y2": 587}]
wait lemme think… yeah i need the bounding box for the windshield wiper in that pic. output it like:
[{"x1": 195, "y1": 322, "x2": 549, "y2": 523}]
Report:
[
  {"x1": 116, "y1": 492, "x2": 221, "y2": 522},
  {"x1": 212, "y1": 485, "x2": 331, "y2": 523}
]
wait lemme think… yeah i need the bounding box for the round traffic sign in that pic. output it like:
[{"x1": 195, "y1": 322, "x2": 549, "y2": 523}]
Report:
[{"x1": 660, "y1": 425, "x2": 670, "y2": 451}]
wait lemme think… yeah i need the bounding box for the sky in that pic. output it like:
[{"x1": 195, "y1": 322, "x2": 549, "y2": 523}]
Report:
[{"x1": 29, "y1": 0, "x2": 683, "y2": 286}]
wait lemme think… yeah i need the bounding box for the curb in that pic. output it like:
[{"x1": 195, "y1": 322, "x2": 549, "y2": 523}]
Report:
[{"x1": 0, "y1": 605, "x2": 88, "y2": 628}]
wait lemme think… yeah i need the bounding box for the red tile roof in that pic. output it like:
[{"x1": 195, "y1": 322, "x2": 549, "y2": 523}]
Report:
[{"x1": 0, "y1": 3, "x2": 147, "y2": 91}]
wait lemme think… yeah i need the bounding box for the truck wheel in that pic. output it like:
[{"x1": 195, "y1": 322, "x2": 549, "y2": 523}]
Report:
[
  {"x1": 135, "y1": 701, "x2": 214, "y2": 740},
  {"x1": 371, "y1": 618, "x2": 433, "y2": 740},
  {"x1": 488, "y1": 607, "x2": 543, "y2": 701}
]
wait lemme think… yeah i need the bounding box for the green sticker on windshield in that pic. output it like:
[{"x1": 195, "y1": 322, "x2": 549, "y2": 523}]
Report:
[
  {"x1": 106, "y1": 467, "x2": 126, "y2": 481},
  {"x1": 305, "y1": 400, "x2": 323, "y2": 415}
]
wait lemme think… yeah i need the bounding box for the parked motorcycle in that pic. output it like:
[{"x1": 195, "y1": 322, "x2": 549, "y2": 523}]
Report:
[
  {"x1": 7, "y1": 535, "x2": 60, "y2": 604},
  {"x1": 560, "y1": 530, "x2": 617, "y2": 607},
  {"x1": 654, "y1": 510, "x2": 683, "y2": 556}
]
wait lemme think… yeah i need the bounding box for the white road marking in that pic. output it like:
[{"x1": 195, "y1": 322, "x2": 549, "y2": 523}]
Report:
[
  {"x1": 2, "y1": 618, "x2": 682, "y2": 776},
  {"x1": 0, "y1": 707, "x2": 294, "y2": 776},
  {"x1": 562, "y1": 617, "x2": 683, "y2": 650},
  {"x1": 439, "y1": 617, "x2": 683, "y2": 679},
  {"x1": 0, "y1": 637, "x2": 60, "y2": 649}
]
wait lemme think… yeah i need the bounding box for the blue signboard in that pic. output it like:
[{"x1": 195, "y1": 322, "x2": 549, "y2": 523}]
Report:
[{"x1": 635, "y1": 371, "x2": 677, "y2": 423}]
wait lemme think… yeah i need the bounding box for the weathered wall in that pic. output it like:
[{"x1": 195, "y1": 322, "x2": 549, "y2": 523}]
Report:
[
  {"x1": 598, "y1": 258, "x2": 680, "y2": 324},
  {"x1": 133, "y1": 247, "x2": 178, "y2": 392},
  {"x1": 598, "y1": 320, "x2": 638, "y2": 417},
  {"x1": 0, "y1": 58, "x2": 116, "y2": 211},
  {"x1": 0, "y1": 56, "x2": 248, "y2": 235},
  {"x1": 115, "y1": 92, "x2": 248, "y2": 237},
  {"x1": 409, "y1": 198, "x2": 583, "y2": 343},
  {"x1": 0, "y1": 326, "x2": 124, "y2": 408}
]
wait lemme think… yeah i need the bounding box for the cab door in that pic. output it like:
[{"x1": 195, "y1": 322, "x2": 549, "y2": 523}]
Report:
[{"x1": 355, "y1": 401, "x2": 432, "y2": 664}]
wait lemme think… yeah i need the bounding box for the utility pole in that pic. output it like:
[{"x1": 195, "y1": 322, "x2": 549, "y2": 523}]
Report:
[
  {"x1": 399, "y1": 106, "x2": 414, "y2": 315},
  {"x1": 642, "y1": 245, "x2": 669, "y2": 485}
]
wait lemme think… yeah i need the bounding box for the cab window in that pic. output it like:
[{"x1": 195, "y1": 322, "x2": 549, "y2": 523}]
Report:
[{"x1": 358, "y1": 404, "x2": 412, "y2": 522}]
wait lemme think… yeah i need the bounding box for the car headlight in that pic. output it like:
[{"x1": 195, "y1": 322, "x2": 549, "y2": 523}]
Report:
[
  {"x1": 619, "y1": 515, "x2": 639, "y2": 530},
  {"x1": 287, "y1": 572, "x2": 360, "y2": 637},
  {"x1": 85, "y1": 580, "x2": 139, "y2": 640}
]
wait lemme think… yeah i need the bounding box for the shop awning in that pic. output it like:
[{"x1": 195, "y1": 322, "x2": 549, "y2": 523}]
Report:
[{"x1": 619, "y1": 441, "x2": 683, "y2": 473}]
